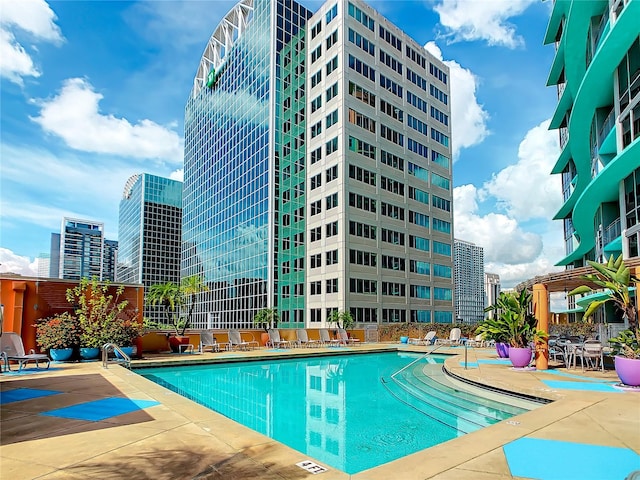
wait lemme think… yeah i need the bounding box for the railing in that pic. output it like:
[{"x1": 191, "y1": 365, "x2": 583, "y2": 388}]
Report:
[
  {"x1": 390, "y1": 345, "x2": 442, "y2": 381},
  {"x1": 102, "y1": 343, "x2": 131, "y2": 369},
  {"x1": 597, "y1": 107, "x2": 616, "y2": 147},
  {"x1": 604, "y1": 217, "x2": 622, "y2": 245},
  {"x1": 559, "y1": 126, "x2": 569, "y2": 149},
  {"x1": 557, "y1": 81, "x2": 566, "y2": 100}
]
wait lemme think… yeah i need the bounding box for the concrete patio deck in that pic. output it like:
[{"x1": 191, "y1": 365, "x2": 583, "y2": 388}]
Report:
[{"x1": 1, "y1": 344, "x2": 639, "y2": 479}]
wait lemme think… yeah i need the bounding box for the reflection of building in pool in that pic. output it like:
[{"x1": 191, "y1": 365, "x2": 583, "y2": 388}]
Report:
[
  {"x1": 183, "y1": 0, "x2": 454, "y2": 329},
  {"x1": 305, "y1": 360, "x2": 346, "y2": 470}
]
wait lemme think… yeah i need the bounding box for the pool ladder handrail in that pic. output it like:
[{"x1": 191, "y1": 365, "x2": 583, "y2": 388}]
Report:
[
  {"x1": 102, "y1": 343, "x2": 131, "y2": 369},
  {"x1": 390, "y1": 344, "x2": 441, "y2": 382}
]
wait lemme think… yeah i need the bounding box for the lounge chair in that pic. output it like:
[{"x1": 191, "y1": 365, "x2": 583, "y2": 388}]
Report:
[
  {"x1": 409, "y1": 331, "x2": 437, "y2": 345},
  {"x1": 296, "y1": 329, "x2": 320, "y2": 348},
  {"x1": 338, "y1": 328, "x2": 360, "y2": 346},
  {"x1": 267, "y1": 329, "x2": 292, "y2": 348},
  {"x1": 466, "y1": 334, "x2": 486, "y2": 348},
  {"x1": 228, "y1": 329, "x2": 259, "y2": 350},
  {"x1": 319, "y1": 328, "x2": 342, "y2": 347},
  {"x1": 199, "y1": 330, "x2": 222, "y2": 353},
  {"x1": 436, "y1": 327, "x2": 462, "y2": 346},
  {"x1": 1, "y1": 332, "x2": 50, "y2": 371}
]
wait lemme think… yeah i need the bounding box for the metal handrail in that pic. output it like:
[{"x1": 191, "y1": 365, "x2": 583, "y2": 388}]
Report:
[
  {"x1": 390, "y1": 344, "x2": 442, "y2": 381},
  {"x1": 102, "y1": 343, "x2": 131, "y2": 369}
]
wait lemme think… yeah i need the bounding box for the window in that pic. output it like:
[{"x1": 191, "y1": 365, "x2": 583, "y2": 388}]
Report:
[
  {"x1": 409, "y1": 186, "x2": 429, "y2": 204},
  {"x1": 310, "y1": 21, "x2": 322, "y2": 39},
  {"x1": 326, "y1": 82, "x2": 338, "y2": 101},
  {"x1": 310, "y1": 95, "x2": 322, "y2": 113},
  {"x1": 433, "y1": 240, "x2": 451, "y2": 256},
  {"x1": 433, "y1": 263, "x2": 452, "y2": 278},
  {"x1": 349, "y1": 81, "x2": 376, "y2": 107},
  {"x1": 310, "y1": 253, "x2": 322, "y2": 268},
  {"x1": 326, "y1": 30, "x2": 338, "y2": 49},
  {"x1": 349, "y1": 249, "x2": 377, "y2": 266},
  {"x1": 326, "y1": 278, "x2": 338, "y2": 293},
  {"x1": 430, "y1": 62, "x2": 448, "y2": 84},
  {"x1": 282, "y1": 236, "x2": 290, "y2": 250},
  {"x1": 381, "y1": 228, "x2": 405, "y2": 245},
  {"x1": 310, "y1": 280, "x2": 322, "y2": 295},
  {"x1": 431, "y1": 150, "x2": 450, "y2": 169},
  {"x1": 381, "y1": 254, "x2": 405, "y2": 271},
  {"x1": 310, "y1": 121, "x2": 322, "y2": 139},
  {"x1": 381, "y1": 201, "x2": 405, "y2": 220},
  {"x1": 432, "y1": 195, "x2": 451, "y2": 212},
  {"x1": 310, "y1": 308, "x2": 322, "y2": 322},
  {"x1": 431, "y1": 128, "x2": 450, "y2": 147},
  {"x1": 432, "y1": 218, "x2": 451, "y2": 234},
  {"x1": 382, "y1": 282, "x2": 406, "y2": 297},
  {"x1": 326, "y1": 193, "x2": 338, "y2": 210},
  {"x1": 379, "y1": 74, "x2": 403, "y2": 98},
  {"x1": 409, "y1": 235, "x2": 430, "y2": 251},
  {"x1": 326, "y1": 220, "x2": 338, "y2": 236},
  {"x1": 326, "y1": 56, "x2": 338, "y2": 75},
  {"x1": 379, "y1": 49, "x2": 402, "y2": 74},
  {"x1": 311, "y1": 174, "x2": 322, "y2": 190},
  {"x1": 347, "y1": 2, "x2": 374, "y2": 31},
  {"x1": 348, "y1": 28, "x2": 375, "y2": 56},
  {"x1": 349, "y1": 278, "x2": 377, "y2": 294},
  {"x1": 430, "y1": 106, "x2": 449, "y2": 126},
  {"x1": 348, "y1": 192, "x2": 376, "y2": 212},
  {"x1": 326, "y1": 249, "x2": 338, "y2": 265},
  {"x1": 380, "y1": 124, "x2": 403, "y2": 146},
  {"x1": 349, "y1": 220, "x2": 376, "y2": 239},
  {"x1": 410, "y1": 285, "x2": 430, "y2": 299},
  {"x1": 294, "y1": 257, "x2": 304, "y2": 271},
  {"x1": 326, "y1": 4, "x2": 338, "y2": 23},
  {"x1": 430, "y1": 84, "x2": 448, "y2": 104},
  {"x1": 407, "y1": 115, "x2": 428, "y2": 137},
  {"x1": 326, "y1": 137, "x2": 338, "y2": 155},
  {"x1": 348, "y1": 54, "x2": 375, "y2": 82},
  {"x1": 282, "y1": 285, "x2": 290, "y2": 297},
  {"x1": 432, "y1": 172, "x2": 451, "y2": 190},
  {"x1": 408, "y1": 162, "x2": 428, "y2": 182},
  {"x1": 348, "y1": 108, "x2": 376, "y2": 133},
  {"x1": 310, "y1": 147, "x2": 322, "y2": 164},
  {"x1": 407, "y1": 138, "x2": 429, "y2": 159},
  {"x1": 380, "y1": 99, "x2": 403, "y2": 122},
  {"x1": 379, "y1": 25, "x2": 401, "y2": 51},
  {"x1": 294, "y1": 283, "x2": 304, "y2": 296},
  {"x1": 383, "y1": 309, "x2": 406, "y2": 323},
  {"x1": 406, "y1": 90, "x2": 428, "y2": 114},
  {"x1": 410, "y1": 260, "x2": 430, "y2": 275},
  {"x1": 294, "y1": 232, "x2": 305, "y2": 246},
  {"x1": 405, "y1": 45, "x2": 426, "y2": 69},
  {"x1": 406, "y1": 68, "x2": 427, "y2": 91},
  {"x1": 294, "y1": 207, "x2": 304, "y2": 222},
  {"x1": 381, "y1": 150, "x2": 404, "y2": 171},
  {"x1": 348, "y1": 136, "x2": 376, "y2": 159},
  {"x1": 326, "y1": 165, "x2": 338, "y2": 182},
  {"x1": 409, "y1": 210, "x2": 429, "y2": 228},
  {"x1": 311, "y1": 45, "x2": 322, "y2": 64},
  {"x1": 310, "y1": 226, "x2": 321, "y2": 241},
  {"x1": 282, "y1": 214, "x2": 290, "y2": 227},
  {"x1": 351, "y1": 307, "x2": 377, "y2": 323},
  {"x1": 282, "y1": 261, "x2": 290, "y2": 274},
  {"x1": 311, "y1": 70, "x2": 322, "y2": 88},
  {"x1": 434, "y1": 287, "x2": 452, "y2": 301},
  {"x1": 380, "y1": 176, "x2": 404, "y2": 195},
  {"x1": 411, "y1": 310, "x2": 431, "y2": 323}
]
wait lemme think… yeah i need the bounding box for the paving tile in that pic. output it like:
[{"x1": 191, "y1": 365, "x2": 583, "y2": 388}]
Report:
[{"x1": 0, "y1": 456, "x2": 58, "y2": 480}]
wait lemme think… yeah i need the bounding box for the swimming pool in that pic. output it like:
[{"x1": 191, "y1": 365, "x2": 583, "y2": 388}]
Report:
[{"x1": 139, "y1": 352, "x2": 529, "y2": 474}]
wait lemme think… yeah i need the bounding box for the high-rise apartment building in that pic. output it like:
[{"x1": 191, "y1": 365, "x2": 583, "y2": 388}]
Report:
[
  {"x1": 453, "y1": 239, "x2": 484, "y2": 324},
  {"x1": 484, "y1": 272, "x2": 500, "y2": 317},
  {"x1": 183, "y1": 0, "x2": 454, "y2": 329},
  {"x1": 51, "y1": 218, "x2": 117, "y2": 281},
  {"x1": 117, "y1": 173, "x2": 183, "y2": 323},
  {"x1": 545, "y1": 0, "x2": 639, "y2": 269}
]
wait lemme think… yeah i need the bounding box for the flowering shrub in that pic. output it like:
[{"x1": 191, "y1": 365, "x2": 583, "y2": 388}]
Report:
[
  {"x1": 104, "y1": 315, "x2": 144, "y2": 347},
  {"x1": 36, "y1": 312, "x2": 80, "y2": 350}
]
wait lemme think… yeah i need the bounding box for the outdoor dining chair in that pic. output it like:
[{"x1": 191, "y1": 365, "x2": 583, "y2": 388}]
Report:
[{"x1": 575, "y1": 339, "x2": 605, "y2": 371}]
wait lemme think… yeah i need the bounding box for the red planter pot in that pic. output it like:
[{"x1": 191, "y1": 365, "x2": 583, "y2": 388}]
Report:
[
  {"x1": 614, "y1": 356, "x2": 640, "y2": 387},
  {"x1": 169, "y1": 335, "x2": 190, "y2": 353},
  {"x1": 509, "y1": 347, "x2": 533, "y2": 368}
]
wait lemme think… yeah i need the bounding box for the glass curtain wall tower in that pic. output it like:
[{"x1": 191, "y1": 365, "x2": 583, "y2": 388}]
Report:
[
  {"x1": 546, "y1": 0, "x2": 640, "y2": 269},
  {"x1": 117, "y1": 173, "x2": 183, "y2": 324},
  {"x1": 184, "y1": 0, "x2": 454, "y2": 328},
  {"x1": 453, "y1": 239, "x2": 485, "y2": 324}
]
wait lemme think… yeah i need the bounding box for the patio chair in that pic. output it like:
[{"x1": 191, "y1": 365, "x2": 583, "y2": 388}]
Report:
[
  {"x1": 409, "y1": 331, "x2": 437, "y2": 346},
  {"x1": 199, "y1": 330, "x2": 222, "y2": 353},
  {"x1": 436, "y1": 328, "x2": 462, "y2": 346},
  {"x1": 575, "y1": 340, "x2": 605, "y2": 372},
  {"x1": 466, "y1": 334, "x2": 485, "y2": 348},
  {"x1": 319, "y1": 328, "x2": 341, "y2": 347},
  {"x1": 267, "y1": 329, "x2": 292, "y2": 349},
  {"x1": 296, "y1": 329, "x2": 320, "y2": 348},
  {"x1": 228, "y1": 329, "x2": 259, "y2": 351},
  {"x1": 338, "y1": 328, "x2": 360, "y2": 346},
  {"x1": 1, "y1": 332, "x2": 50, "y2": 371}
]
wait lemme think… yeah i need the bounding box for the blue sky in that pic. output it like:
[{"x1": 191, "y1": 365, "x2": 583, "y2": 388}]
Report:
[{"x1": 1, "y1": 0, "x2": 564, "y2": 288}]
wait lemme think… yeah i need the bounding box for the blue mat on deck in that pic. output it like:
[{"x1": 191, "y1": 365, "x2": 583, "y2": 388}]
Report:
[
  {"x1": 41, "y1": 397, "x2": 160, "y2": 421},
  {"x1": 541, "y1": 380, "x2": 620, "y2": 392},
  {"x1": 504, "y1": 437, "x2": 640, "y2": 479},
  {"x1": 0, "y1": 388, "x2": 62, "y2": 404}
]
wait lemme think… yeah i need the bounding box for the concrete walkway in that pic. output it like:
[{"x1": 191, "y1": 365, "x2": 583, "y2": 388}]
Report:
[{"x1": 1, "y1": 345, "x2": 639, "y2": 479}]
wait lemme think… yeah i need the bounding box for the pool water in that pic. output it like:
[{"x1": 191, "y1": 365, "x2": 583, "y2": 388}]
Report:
[{"x1": 139, "y1": 352, "x2": 526, "y2": 474}]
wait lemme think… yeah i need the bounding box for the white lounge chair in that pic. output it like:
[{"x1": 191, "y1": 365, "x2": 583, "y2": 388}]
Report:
[
  {"x1": 199, "y1": 330, "x2": 222, "y2": 353},
  {"x1": 1, "y1": 332, "x2": 50, "y2": 371},
  {"x1": 228, "y1": 329, "x2": 258, "y2": 350},
  {"x1": 319, "y1": 328, "x2": 341, "y2": 347},
  {"x1": 437, "y1": 327, "x2": 462, "y2": 346},
  {"x1": 338, "y1": 328, "x2": 360, "y2": 346},
  {"x1": 267, "y1": 329, "x2": 292, "y2": 348},
  {"x1": 296, "y1": 329, "x2": 320, "y2": 348},
  {"x1": 409, "y1": 331, "x2": 437, "y2": 345}
]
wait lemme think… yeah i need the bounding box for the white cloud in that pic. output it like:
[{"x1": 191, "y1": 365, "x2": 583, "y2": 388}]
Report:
[
  {"x1": 169, "y1": 169, "x2": 184, "y2": 182},
  {"x1": 31, "y1": 78, "x2": 184, "y2": 162},
  {"x1": 0, "y1": 248, "x2": 38, "y2": 276},
  {"x1": 0, "y1": 0, "x2": 63, "y2": 85},
  {"x1": 481, "y1": 119, "x2": 561, "y2": 221},
  {"x1": 431, "y1": 0, "x2": 537, "y2": 48},
  {"x1": 425, "y1": 41, "x2": 489, "y2": 159},
  {"x1": 453, "y1": 120, "x2": 564, "y2": 287}
]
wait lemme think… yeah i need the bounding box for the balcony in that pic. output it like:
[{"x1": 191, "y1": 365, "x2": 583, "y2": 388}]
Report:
[
  {"x1": 559, "y1": 126, "x2": 569, "y2": 149},
  {"x1": 604, "y1": 217, "x2": 621, "y2": 245}
]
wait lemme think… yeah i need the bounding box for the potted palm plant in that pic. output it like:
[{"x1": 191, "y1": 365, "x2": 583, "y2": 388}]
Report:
[
  {"x1": 253, "y1": 308, "x2": 279, "y2": 346},
  {"x1": 568, "y1": 255, "x2": 640, "y2": 386}
]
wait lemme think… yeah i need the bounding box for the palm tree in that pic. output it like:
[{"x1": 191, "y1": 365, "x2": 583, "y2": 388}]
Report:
[
  {"x1": 253, "y1": 308, "x2": 279, "y2": 332},
  {"x1": 146, "y1": 282, "x2": 181, "y2": 333},
  {"x1": 180, "y1": 275, "x2": 208, "y2": 335},
  {"x1": 568, "y1": 254, "x2": 639, "y2": 330}
]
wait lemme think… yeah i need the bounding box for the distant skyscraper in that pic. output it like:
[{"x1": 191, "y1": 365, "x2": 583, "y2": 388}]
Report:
[
  {"x1": 49, "y1": 233, "x2": 60, "y2": 278},
  {"x1": 454, "y1": 239, "x2": 485, "y2": 324},
  {"x1": 183, "y1": 0, "x2": 454, "y2": 328},
  {"x1": 36, "y1": 254, "x2": 50, "y2": 278},
  {"x1": 52, "y1": 218, "x2": 116, "y2": 281},
  {"x1": 117, "y1": 173, "x2": 183, "y2": 323},
  {"x1": 484, "y1": 272, "x2": 501, "y2": 317}
]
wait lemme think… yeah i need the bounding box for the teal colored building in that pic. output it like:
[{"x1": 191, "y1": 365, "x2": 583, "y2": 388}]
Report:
[{"x1": 546, "y1": 0, "x2": 640, "y2": 269}]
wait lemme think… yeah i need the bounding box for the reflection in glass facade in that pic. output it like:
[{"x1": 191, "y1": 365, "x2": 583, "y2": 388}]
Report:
[
  {"x1": 183, "y1": 0, "x2": 312, "y2": 328},
  {"x1": 117, "y1": 173, "x2": 183, "y2": 323}
]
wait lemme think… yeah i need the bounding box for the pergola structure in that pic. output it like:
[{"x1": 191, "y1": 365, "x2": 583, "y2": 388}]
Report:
[{"x1": 515, "y1": 257, "x2": 640, "y2": 370}]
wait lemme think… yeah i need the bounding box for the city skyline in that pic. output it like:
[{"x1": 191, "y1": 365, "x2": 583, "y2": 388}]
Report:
[{"x1": 1, "y1": 0, "x2": 563, "y2": 288}]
